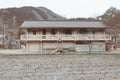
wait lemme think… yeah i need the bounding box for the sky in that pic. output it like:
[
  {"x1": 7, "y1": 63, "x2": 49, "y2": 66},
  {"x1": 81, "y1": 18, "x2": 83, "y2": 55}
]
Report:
[{"x1": 0, "y1": 0, "x2": 120, "y2": 18}]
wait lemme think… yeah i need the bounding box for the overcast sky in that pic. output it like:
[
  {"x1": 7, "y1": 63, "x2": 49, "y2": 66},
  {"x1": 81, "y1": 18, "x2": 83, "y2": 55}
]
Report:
[{"x1": 0, "y1": 0, "x2": 120, "y2": 18}]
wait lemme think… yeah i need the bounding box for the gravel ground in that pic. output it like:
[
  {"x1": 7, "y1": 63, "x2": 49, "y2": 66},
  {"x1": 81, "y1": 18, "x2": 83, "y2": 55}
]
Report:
[
  {"x1": 0, "y1": 48, "x2": 119, "y2": 54},
  {"x1": 0, "y1": 54, "x2": 120, "y2": 80}
]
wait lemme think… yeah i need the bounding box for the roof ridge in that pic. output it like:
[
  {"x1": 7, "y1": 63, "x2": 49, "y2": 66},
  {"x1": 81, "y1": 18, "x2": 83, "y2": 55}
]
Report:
[
  {"x1": 21, "y1": 21, "x2": 108, "y2": 28},
  {"x1": 24, "y1": 20, "x2": 103, "y2": 22}
]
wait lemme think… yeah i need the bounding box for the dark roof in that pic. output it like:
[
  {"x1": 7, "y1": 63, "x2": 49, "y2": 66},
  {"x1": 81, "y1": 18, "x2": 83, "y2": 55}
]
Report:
[{"x1": 21, "y1": 21, "x2": 108, "y2": 28}]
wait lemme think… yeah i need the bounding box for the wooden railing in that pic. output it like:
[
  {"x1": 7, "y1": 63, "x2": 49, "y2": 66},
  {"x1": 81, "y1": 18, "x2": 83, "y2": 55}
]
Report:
[{"x1": 21, "y1": 34, "x2": 111, "y2": 41}]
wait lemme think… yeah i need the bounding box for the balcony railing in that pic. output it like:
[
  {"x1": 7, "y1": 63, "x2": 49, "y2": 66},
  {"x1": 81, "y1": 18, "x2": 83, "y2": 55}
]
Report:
[{"x1": 21, "y1": 34, "x2": 111, "y2": 41}]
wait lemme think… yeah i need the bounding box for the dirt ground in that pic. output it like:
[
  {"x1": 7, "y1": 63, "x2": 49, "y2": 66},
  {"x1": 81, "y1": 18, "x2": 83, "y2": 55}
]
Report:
[
  {"x1": 0, "y1": 54, "x2": 120, "y2": 80},
  {"x1": 0, "y1": 48, "x2": 119, "y2": 54}
]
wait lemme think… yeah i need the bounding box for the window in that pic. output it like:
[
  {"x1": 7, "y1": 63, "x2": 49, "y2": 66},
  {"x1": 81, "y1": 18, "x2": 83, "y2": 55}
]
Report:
[
  {"x1": 33, "y1": 31, "x2": 36, "y2": 35},
  {"x1": 79, "y1": 29, "x2": 87, "y2": 34},
  {"x1": 51, "y1": 29, "x2": 56, "y2": 35},
  {"x1": 90, "y1": 29, "x2": 95, "y2": 34},
  {"x1": 65, "y1": 29, "x2": 72, "y2": 34},
  {"x1": 43, "y1": 29, "x2": 46, "y2": 35}
]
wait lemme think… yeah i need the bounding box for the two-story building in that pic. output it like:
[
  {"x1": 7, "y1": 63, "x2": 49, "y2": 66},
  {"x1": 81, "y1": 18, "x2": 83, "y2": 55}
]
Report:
[{"x1": 20, "y1": 21, "x2": 111, "y2": 52}]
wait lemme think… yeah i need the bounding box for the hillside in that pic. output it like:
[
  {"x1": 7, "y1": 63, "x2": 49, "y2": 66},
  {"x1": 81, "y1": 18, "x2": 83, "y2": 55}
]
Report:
[
  {"x1": 0, "y1": 6, "x2": 66, "y2": 48},
  {"x1": 0, "y1": 6, "x2": 66, "y2": 26}
]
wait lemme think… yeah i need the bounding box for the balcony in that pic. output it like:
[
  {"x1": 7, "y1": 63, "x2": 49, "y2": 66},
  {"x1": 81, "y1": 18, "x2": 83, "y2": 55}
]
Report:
[{"x1": 21, "y1": 34, "x2": 111, "y2": 41}]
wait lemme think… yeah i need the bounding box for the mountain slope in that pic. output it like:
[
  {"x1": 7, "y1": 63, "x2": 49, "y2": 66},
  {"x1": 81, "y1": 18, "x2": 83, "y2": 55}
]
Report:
[
  {"x1": 0, "y1": 6, "x2": 66, "y2": 48},
  {"x1": 0, "y1": 6, "x2": 66, "y2": 25}
]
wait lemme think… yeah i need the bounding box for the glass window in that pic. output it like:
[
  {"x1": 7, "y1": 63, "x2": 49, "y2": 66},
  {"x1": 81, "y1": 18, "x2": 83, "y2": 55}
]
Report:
[
  {"x1": 33, "y1": 31, "x2": 36, "y2": 35},
  {"x1": 42, "y1": 29, "x2": 46, "y2": 35},
  {"x1": 51, "y1": 29, "x2": 56, "y2": 35},
  {"x1": 79, "y1": 29, "x2": 87, "y2": 34},
  {"x1": 90, "y1": 29, "x2": 95, "y2": 34}
]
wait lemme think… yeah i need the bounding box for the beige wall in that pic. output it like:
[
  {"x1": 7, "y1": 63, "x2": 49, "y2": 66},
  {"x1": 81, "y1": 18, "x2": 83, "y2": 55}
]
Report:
[
  {"x1": 25, "y1": 41, "x2": 106, "y2": 52},
  {"x1": 26, "y1": 41, "x2": 41, "y2": 52},
  {"x1": 62, "y1": 42, "x2": 74, "y2": 48},
  {"x1": 26, "y1": 41, "x2": 75, "y2": 51},
  {"x1": 43, "y1": 42, "x2": 57, "y2": 50}
]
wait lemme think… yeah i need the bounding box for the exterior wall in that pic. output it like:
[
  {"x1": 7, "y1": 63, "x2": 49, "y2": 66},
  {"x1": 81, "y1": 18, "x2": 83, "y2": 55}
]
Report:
[
  {"x1": 75, "y1": 42, "x2": 106, "y2": 52},
  {"x1": 22, "y1": 28, "x2": 109, "y2": 52},
  {"x1": 25, "y1": 41, "x2": 75, "y2": 52},
  {"x1": 43, "y1": 42, "x2": 57, "y2": 50},
  {"x1": 42, "y1": 41, "x2": 75, "y2": 49},
  {"x1": 26, "y1": 41, "x2": 41, "y2": 52},
  {"x1": 25, "y1": 41, "x2": 106, "y2": 52},
  {"x1": 62, "y1": 41, "x2": 75, "y2": 49}
]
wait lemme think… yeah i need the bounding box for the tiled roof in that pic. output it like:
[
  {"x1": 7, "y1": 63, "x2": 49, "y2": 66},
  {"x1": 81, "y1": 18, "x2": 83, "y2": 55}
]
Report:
[{"x1": 21, "y1": 21, "x2": 108, "y2": 28}]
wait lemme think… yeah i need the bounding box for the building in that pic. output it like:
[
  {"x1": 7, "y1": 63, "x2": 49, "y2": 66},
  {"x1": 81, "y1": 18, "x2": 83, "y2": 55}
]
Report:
[
  {"x1": 20, "y1": 21, "x2": 111, "y2": 52},
  {"x1": 0, "y1": 34, "x2": 7, "y2": 48}
]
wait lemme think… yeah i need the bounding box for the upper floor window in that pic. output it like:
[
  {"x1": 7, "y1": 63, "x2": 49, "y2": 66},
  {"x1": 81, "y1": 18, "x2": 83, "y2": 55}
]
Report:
[
  {"x1": 90, "y1": 29, "x2": 95, "y2": 34},
  {"x1": 33, "y1": 31, "x2": 36, "y2": 35},
  {"x1": 60, "y1": 29, "x2": 72, "y2": 35},
  {"x1": 79, "y1": 29, "x2": 87, "y2": 34},
  {"x1": 51, "y1": 29, "x2": 56, "y2": 35},
  {"x1": 42, "y1": 29, "x2": 46, "y2": 35},
  {"x1": 65, "y1": 29, "x2": 72, "y2": 34}
]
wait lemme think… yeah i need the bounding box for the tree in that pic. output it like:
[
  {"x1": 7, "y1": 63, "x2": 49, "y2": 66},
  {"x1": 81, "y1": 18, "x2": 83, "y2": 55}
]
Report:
[
  {"x1": 99, "y1": 7, "x2": 120, "y2": 27},
  {"x1": 99, "y1": 7, "x2": 120, "y2": 49}
]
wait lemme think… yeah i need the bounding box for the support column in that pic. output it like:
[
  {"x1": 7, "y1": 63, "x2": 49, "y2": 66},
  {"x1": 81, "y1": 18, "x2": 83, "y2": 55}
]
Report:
[
  {"x1": 26, "y1": 41, "x2": 29, "y2": 52},
  {"x1": 41, "y1": 41, "x2": 43, "y2": 53}
]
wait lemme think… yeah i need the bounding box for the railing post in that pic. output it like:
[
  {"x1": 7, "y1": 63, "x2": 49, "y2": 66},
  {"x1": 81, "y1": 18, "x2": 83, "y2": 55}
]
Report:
[
  {"x1": 21, "y1": 34, "x2": 111, "y2": 41},
  {"x1": 26, "y1": 35, "x2": 28, "y2": 40}
]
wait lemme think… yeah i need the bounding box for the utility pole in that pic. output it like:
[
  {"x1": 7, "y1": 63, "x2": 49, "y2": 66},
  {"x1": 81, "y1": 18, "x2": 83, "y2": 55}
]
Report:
[
  {"x1": 1, "y1": 10, "x2": 9, "y2": 49},
  {"x1": 13, "y1": 15, "x2": 16, "y2": 47},
  {"x1": 2, "y1": 19, "x2": 4, "y2": 48},
  {"x1": 1, "y1": 14, "x2": 5, "y2": 49}
]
